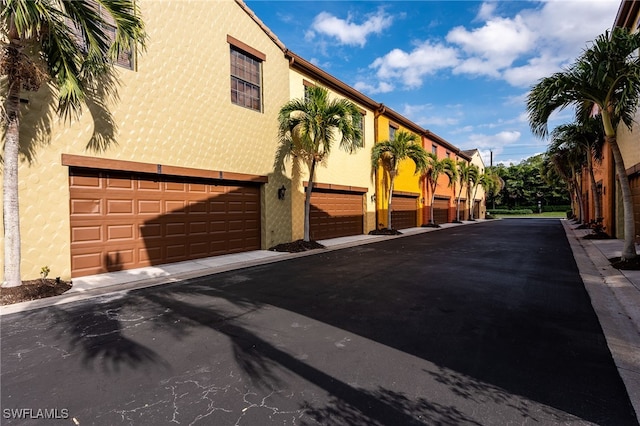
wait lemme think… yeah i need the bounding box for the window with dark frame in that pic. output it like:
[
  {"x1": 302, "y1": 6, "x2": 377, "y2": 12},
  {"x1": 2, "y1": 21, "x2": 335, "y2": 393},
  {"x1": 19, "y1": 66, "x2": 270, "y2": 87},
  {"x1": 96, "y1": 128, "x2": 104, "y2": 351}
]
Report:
[
  {"x1": 230, "y1": 46, "x2": 262, "y2": 112},
  {"x1": 66, "y1": 1, "x2": 135, "y2": 70},
  {"x1": 389, "y1": 125, "x2": 396, "y2": 140},
  {"x1": 432, "y1": 145, "x2": 437, "y2": 154},
  {"x1": 357, "y1": 112, "x2": 365, "y2": 145}
]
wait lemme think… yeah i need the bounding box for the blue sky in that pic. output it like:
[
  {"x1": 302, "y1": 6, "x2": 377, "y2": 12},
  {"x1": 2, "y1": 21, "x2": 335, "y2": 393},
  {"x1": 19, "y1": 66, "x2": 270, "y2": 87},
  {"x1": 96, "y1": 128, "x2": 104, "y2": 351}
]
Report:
[{"x1": 245, "y1": 0, "x2": 620, "y2": 166}]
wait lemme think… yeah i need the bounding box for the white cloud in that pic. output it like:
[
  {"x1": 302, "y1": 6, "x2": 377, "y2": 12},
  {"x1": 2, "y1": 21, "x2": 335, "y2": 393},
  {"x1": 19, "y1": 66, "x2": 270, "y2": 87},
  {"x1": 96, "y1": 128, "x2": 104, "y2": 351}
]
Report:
[
  {"x1": 401, "y1": 103, "x2": 463, "y2": 127},
  {"x1": 353, "y1": 80, "x2": 395, "y2": 94},
  {"x1": 522, "y1": 0, "x2": 618, "y2": 58},
  {"x1": 461, "y1": 131, "x2": 522, "y2": 165},
  {"x1": 448, "y1": 15, "x2": 537, "y2": 76},
  {"x1": 465, "y1": 130, "x2": 521, "y2": 149},
  {"x1": 309, "y1": 9, "x2": 393, "y2": 47},
  {"x1": 448, "y1": 16, "x2": 535, "y2": 59},
  {"x1": 452, "y1": 57, "x2": 501, "y2": 78},
  {"x1": 452, "y1": 125, "x2": 474, "y2": 134},
  {"x1": 364, "y1": 0, "x2": 619, "y2": 90},
  {"x1": 369, "y1": 41, "x2": 459, "y2": 88},
  {"x1": 476, "y1": 2, "x2": 497, "y2": 21}
]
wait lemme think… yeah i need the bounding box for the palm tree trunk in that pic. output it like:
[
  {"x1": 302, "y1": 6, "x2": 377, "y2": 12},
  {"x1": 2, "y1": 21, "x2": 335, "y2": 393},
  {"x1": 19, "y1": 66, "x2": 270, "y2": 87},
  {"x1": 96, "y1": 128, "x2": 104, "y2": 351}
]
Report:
[
  {"x1": 456, "y1": 185, "x2": 463, "y2": 222},
  {"x1": 608, "y1": 136, "x2": 637, "y2": 260},
  {"x1": 387, "y1": 173, "x2": 395, "y2": 230},
  {"x1": 587, "y1": 154, "x2": 602, "y2": 220},
  {"x1": 472, "y1": 186, "x2": 480, "y2": 220},
  {"x1": 429, "y1": 183, "x2": 436, "y2": 225},
  {"x1": 572, "y1": 171, "x2": 584, "y2": 224},
  {"x1": 3, "y1": 36, "x2": 23, "y2": 287},
  {"x1": 303, "y1": 158, "x2": 317, "y2": 242}
]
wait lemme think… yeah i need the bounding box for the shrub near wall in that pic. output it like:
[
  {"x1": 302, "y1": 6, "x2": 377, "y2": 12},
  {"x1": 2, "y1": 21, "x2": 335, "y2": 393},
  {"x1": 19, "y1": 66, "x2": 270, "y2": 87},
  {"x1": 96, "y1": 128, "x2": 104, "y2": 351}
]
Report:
[{"x1": 488, "y1": 209, "x2": 534, "y2": 215}]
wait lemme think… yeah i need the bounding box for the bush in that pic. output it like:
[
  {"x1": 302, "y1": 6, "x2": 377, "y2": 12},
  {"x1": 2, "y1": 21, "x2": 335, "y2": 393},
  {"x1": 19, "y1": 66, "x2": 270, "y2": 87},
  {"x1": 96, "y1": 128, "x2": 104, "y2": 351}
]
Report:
[
  {"x1": 487, "y1": 209, "x2": 534, "y2": 215},
  {"x1": 519, "y1": 204, "x2": 571, "y2": 213},
  {"x1": 543, "y1": 205, "x2": 571, "y2": 212}
]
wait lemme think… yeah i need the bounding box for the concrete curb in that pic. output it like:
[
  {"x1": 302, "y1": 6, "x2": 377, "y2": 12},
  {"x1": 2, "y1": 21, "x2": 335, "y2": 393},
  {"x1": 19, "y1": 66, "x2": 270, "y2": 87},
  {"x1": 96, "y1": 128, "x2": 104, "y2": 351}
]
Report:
[{"x1": 562, "y1": 220, "x2": 640, "y2": 421}]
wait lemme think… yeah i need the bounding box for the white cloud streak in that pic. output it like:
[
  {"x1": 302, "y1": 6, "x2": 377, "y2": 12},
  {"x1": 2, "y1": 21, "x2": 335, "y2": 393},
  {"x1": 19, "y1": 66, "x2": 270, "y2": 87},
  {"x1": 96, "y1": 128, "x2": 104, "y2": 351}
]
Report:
[
  {"x1": 370, "y1": 41, "x2": 459, "y2": 88},
  {"x1": 308, "y1": 9, "x2": 393, "y2": 47}
]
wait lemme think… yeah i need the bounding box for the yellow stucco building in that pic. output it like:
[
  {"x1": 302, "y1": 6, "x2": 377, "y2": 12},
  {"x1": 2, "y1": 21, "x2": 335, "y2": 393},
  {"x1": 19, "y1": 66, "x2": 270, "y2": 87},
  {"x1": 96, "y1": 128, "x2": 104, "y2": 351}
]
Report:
[
  {"x1": 1, "y1": 0, "x2": 293, "y2": 279},
  {"x1": 373, "y1": 109, "x2": 425, "y2": 230},
  {"x1": 285, "y1": 53, "x2": 380, "y2": 240},
  {"x1": 1, "y1": 0, "x2": 482, "y2": 282}
]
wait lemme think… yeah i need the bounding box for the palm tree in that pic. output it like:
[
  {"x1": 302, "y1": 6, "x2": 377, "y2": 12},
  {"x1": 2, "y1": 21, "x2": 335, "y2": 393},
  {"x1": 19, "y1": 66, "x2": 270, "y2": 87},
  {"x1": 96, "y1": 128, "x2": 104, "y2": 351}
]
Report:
[
  {"x1": 423, "y1": 153, "x2": 457, "y2": 226},
  {"x1": 527, "y1": 27, "x2": 640, "y2": 261},
  {"x1": 550, "y1": 118, "x2": 604, "y2": 221},
  {"x1": 1, "y1": 0, "x2": 146, "y2": 287},
  {"x1": 545, "y1": 143, "x2": 586, "y2": 222},
  {"x1": 371, "y1": 130, "x2": 427, "y2": 230},
  {"x1": 277, "y1": 85, "x2": 363, "y2": 242},
  {"x1": 466, "y1": 164, "x2": 480, "y2": 220},
  {"x1": 454, "y1": 160, "x2": 474, "y2": 222},
  {"x1": 472, "y1": 172, "x2": 492, "y2": 220},
  {"x1": 485, "y1": 167, "x2": 504, "y2": 210}
]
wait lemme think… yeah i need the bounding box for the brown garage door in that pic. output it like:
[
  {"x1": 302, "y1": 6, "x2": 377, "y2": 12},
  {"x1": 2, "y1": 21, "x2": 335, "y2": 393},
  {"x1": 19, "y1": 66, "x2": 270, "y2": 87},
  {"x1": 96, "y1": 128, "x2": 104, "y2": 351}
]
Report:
[
  {"x1": 310, "y1": 189, "x2": 363, "y2": 240},
  {"x1": 456, "y1": 199, "x2": 467, "y2": 221},
  {"x1": 69, "y1": 168, "x2": 261, "y2": 277},
  {"x1": 433, "y1": 197, "x2": 449, "y2": 224},
  {"x1": 391, "y1": 195, "x2": 418, "y2": 230}
]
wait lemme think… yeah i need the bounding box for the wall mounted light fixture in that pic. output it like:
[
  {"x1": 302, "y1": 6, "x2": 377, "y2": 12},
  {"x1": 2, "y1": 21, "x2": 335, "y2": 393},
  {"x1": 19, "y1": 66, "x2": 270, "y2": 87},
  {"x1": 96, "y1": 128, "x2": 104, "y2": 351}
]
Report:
[{"x1": 277, "y1": 185, "x2": 286, "y2": 200}]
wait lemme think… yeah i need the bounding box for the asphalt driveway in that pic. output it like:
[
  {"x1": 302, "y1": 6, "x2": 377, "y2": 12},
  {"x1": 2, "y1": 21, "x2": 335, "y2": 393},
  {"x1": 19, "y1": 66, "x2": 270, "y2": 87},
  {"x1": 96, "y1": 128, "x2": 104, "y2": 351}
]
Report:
[{"x1": 1, "y1": 219, "x2": 637, "y2": 425}]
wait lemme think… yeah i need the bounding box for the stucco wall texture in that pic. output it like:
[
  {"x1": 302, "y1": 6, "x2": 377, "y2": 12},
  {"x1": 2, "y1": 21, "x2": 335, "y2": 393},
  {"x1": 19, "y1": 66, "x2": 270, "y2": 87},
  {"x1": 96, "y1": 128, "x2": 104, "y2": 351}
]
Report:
[
  {"x1": 617, "y1": 110, "x2": 640, "y2": 171},
  {"x1": 374, "y1": 117, "x2": 423, "y2": 229},
  {"x1": 1, "y1": 0, "x2": 293, "y2": 280},
  {"x1": 287, "y1": 71, "x2": 377, "y2": 240}
]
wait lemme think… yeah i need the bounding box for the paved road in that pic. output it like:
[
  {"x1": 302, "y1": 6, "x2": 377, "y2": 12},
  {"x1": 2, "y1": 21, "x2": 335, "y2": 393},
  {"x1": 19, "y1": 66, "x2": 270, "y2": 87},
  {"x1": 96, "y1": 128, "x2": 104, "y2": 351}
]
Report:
[{"x1": 1, "y1": 219, "x2": 637, "y2": 425}]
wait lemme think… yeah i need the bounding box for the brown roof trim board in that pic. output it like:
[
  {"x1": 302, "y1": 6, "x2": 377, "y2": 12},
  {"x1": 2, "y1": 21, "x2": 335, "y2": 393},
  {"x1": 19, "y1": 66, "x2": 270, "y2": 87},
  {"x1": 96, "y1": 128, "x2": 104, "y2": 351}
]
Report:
[
  {"x1": 285, "y1": 50, "x2": 380, "y2": 111},
  {"x1": 303, "y1": 181, "x2": 368, "y2": 194},
  {"x1": 425, "y1": 130, "x2": 468, "y2": 158},
  {"x1": 626, "y1": 161, "x2": 640, "y2": 177},
  {"x1": 235, "y1": 0, "x2": 287, "y2": 52},
  {"x1": 614, "y1": 0, "x2": 640, "y2": 28},
  {"x1": 393, "y1": 191, "x2": 420, "y2": 198},
  {"x1": 377, "y1": 103, "x2": 424, "y2": 136},
  {"x1": 227, "y1": 35, "x2": 266, "y2": 61},
  {"x1": 61, "y1": 154, "x2": 269, "y2": 184}
]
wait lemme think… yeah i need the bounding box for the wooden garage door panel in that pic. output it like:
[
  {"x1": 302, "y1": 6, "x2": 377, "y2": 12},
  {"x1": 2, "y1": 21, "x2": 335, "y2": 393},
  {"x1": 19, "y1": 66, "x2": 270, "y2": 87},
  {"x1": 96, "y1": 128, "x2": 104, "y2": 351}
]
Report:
[
  {"x1": 310, "y1": 190, "x2": 363, "y2": 240},
  {"x1": 473, "y1": 200, "x2": 481, "y2": 218},
  {"x1": 458, "y1": 200, "x2": 467, "y2": 220},
  {"x1": 391, "y1": 196, "x2": 417, "y2": 230},
  {"x1": 433, "y1": 198, "x2": 449, "y2": 224},
  {"x1": 69, "y1": 169, "x2": 261, "y2": 277}
]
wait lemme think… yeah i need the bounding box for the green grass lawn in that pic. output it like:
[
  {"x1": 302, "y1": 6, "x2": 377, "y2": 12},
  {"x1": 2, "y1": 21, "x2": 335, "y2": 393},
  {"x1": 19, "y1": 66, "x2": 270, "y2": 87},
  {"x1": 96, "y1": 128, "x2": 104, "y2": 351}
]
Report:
[{"x1": 491, "y1": 211, "x2": 567, "y2": 219}]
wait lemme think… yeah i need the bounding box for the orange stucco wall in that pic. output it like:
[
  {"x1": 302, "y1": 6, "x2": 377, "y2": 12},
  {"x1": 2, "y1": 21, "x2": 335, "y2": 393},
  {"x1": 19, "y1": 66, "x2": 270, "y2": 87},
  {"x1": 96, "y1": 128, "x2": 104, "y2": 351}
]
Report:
[{"x1": 422, "y1": 136, "x2": 457, "y2": 224}]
